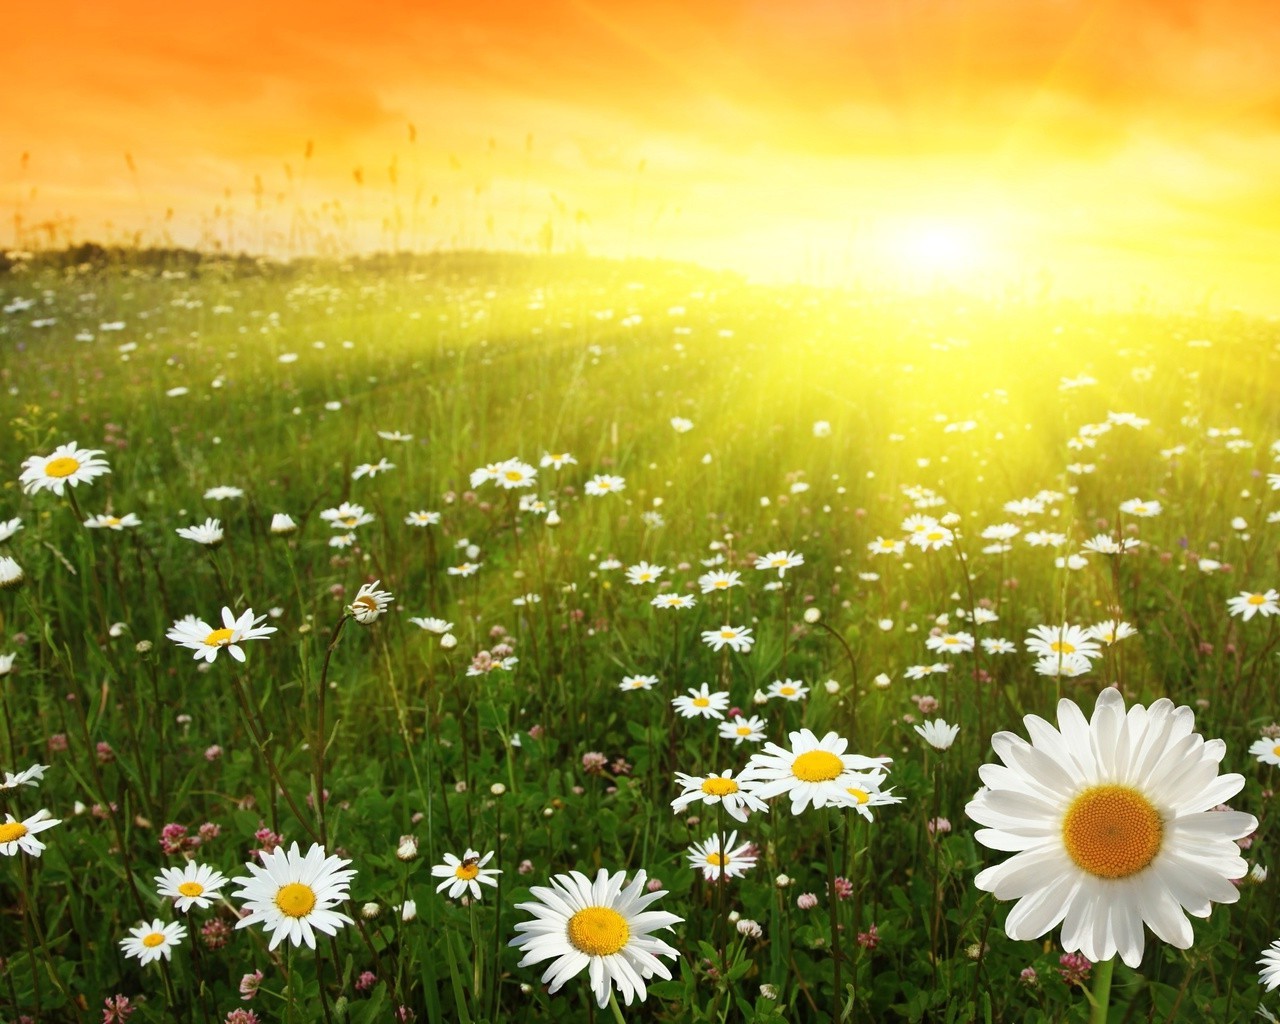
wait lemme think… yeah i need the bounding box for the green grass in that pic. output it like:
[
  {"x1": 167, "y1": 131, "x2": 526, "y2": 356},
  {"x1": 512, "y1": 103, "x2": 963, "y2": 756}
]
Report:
[{"x1": 1, "y1": 249, "x2": 1279, "y2": 1022}]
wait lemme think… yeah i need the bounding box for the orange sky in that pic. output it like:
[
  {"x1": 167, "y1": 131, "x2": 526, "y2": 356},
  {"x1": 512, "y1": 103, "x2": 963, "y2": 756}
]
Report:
[{"x1": 7, "y1": 0, "x2": 1280, "y2": 310}]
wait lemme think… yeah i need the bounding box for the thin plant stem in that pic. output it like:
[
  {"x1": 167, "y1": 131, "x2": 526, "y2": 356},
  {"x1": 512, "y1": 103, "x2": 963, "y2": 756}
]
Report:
[{"x1": 1089, "y1": 956, "x2": 1115, "y2": 1024}]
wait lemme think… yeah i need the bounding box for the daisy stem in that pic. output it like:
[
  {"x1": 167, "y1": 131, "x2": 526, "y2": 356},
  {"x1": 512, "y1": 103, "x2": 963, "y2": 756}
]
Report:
[
  {"x1": 814, "y1": 621, "x2": 859, "y2": 746},
  {"x1": 314, "y1": 613, "x2": 351, "y2": 847},
  {"x1": 823, "y1": 813, "x2": 843, "y2": 1023},
  {"x1": 16, "y1": 861, "x2": 43, "y2": 1021},
  {"x1": 607, "y1": 990, "x2": 627, "y2": 1024},
  {"x1": 1088, "y1": 956, "x2": 1114, "y2": 1024},
  {"x1": 716, "y1": 801, "x2": 728, "y2": 971},
  {"x1": 159, "y1": 956, "x2": 185, "y2": 1023}
]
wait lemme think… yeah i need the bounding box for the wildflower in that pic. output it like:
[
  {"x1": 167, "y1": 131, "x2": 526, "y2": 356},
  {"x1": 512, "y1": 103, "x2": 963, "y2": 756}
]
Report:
[
  {"x1": 508, "y1": 868, "x2": 681, "y2": 1008},
  {"x1": 204, "y1": 486, "x2": 244, "y2": 501},
  {"x1": 626, "y1": 561, "x2": 665, "y2": 585},
  {"x1": 835, "y1": 771, "x2": 903, "y2": 820},
  {"x1": 672, "y1": 684, "x2": 731, "y2": 721},
  {"x1": 269, "y1": 513, "x2": 297, "y2": 535},
  {"x1": 20, "y1": 441, "x2": 111, "y2": 496},
  {"x1": 431, "y1": 849, "x2": 501, "y2": 901},
  {"x1": 0, "y1": 652, "x2": 15, "y2": 674},
  {"x1": 1260, "y1": 939, "x2": 1280, "y2": 991},
  {"x1": 405, "y1": 510, "x2": 441, "y2": 526},
  {"x1": 754, "y1": 550, "x2": 805, "y2": 577},
  {"x1": 239, "y1": 970, "x2": 264, "y2": 1000},
  {"x1": 0, "y1": 517, "x2": 22, "y2": 542},
  {"x1": 1081, "y1": 534, "x2": 1140, "y2": 555},
  {"x1": 651, "y1": 593, "x2": 695, "y2": 610},
  {"x1": 620, "y1": 674, "x2": 658, "y2": 691},
  {"x1": 698, "y1": 570, "x2": 742, "y2": 593},
  {"x1": 701, "y1": 624, "x2": 754, "y2": 653},
  {"x1": 1249, "y1": 737, "x2": 1280, "y2": 766},
  {"x1": 981, "y1": 638, "x2": 1016, "y2": 655},
  {"x1": 447, "y1": 562, "x2": 481, "y2": 577},
  {"x1": 909, "y1": 525, "x2": 954, "y2": 551},
  {"x1": 767, "y1": 679, "x2": 809, "y2": 702},
  {"x1": 175, "y1": 518, "x2": 224, "y2": 546},
  {"x1": 868, "y1": 537, "x2": 906, "y2": 556},
  {"x1": 119, "y1": 919, "x2": 186, "y2": 965},
  {"x1": 718, "y1": 715, "x2": 767, "y2": 745},
  {"x1": 348, "y1": 581, "x2": 394, "y2": 624},
  {"x1": 540, "y1": 452, "x2": 577, "y2": 469},
  {"x1": 687, "y1": 831, "x2": 757, "y2": 881},
  {"x1": 494, "y1": 459, "x2": 538, "y2": 490},
  {"x1": 408, "y1": 616, "x2": 453, "y2": 634},
  {"x1": 1033, "y1": 654, "x2": 1093, "y2": 678},
  {"x1": 1025, "y1": 623, "x2": 1102, "y2": 662},
  {"x1": 156, "y1": 862, "x2": 229, "y2": 912},
  {"x1": 584, "y1": 474, "x2": 626, "y2": 496},
  {"x1": 1227, "y1": 590, "x2": 1280, "y2": 621},
  {"x1": 671, "y1": 769, "x2": 767, "y2": 823},
  {"x1": 352, "y1": 458, "x2": 395, "y2": 480},
  {"x1": 167, "y1": 608, "x2": 276, "y2": 664},
  {"x1": 84, "y1": 512, "x2": 141, "y2": 530},
  {"x1": 0, "y1": 809, "x2": 60, "y2": 856},
  {"x1": 102, "y1": 994, "x2": 136, "y2": 1022},
  {"x1": 968, "y1": 687, "x2": 1256, "y2": 968},
  {"x1": 0, "y1": 763, "x2": 48, "y2": 791},
  {"x1": 796, "y1": 893, "x2": 818, "y2": 910},
  {"x1": 1087, "y1": 619, "x2": 1137, "y2": 645},
  {"x1": 746, "y1": 729, "x2": 890, "y2": 815},
  {"x1": 914, "y1": 719, "x2": 960, "y2": 750},
  {"x1": 926, "y1": 632, "x2": 975, "y2": 655},
  {"x1": 1119, "y1": 498, "x2": 1162, "y2": 517},
  {"x1": 231, "y1": 842, "x2": 356, "y2": 950}
]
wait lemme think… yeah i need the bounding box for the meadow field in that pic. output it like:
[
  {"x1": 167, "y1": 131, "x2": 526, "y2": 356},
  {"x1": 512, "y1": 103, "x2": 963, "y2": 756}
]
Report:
[{"x1": 2, "y1": 248, "x2": 1280, "y2": 1023}]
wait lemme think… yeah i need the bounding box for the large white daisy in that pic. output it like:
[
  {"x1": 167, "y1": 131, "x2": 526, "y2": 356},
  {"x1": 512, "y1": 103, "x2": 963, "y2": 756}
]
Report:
[
  {"x1": 0, "y1": 809, "x2": 61, "y2": 856},
  {"x1": 509, "y1": 868, "x2": 681, "y2": 1008},
  {"x1": 671, "y1": 768, "x2": 767, "y2": 823},
  {"x1": 119, "y1": 919, "x2": 186, "y2": 965},
  {"x1": 166, "y1": 607, "x2": 277, "y2": 663},
  {"x1": 431, "y1": 848, "x2": 502, "y2": 901},
  {"x1": 745, "y1": 729, "x2": 891, "y2": 815},
  {"x1": 967, "y1": 687, "x2": 1257, "y2": 968},
  {"x1": 156, "y1": 861, "x2": 229, "y2": 912},
  {"x1": 19, "y1": 441, "x2": 111, "y2": 496},
  {"x1": 231, "y1": 842, "x2": 356, "y2": 950}
]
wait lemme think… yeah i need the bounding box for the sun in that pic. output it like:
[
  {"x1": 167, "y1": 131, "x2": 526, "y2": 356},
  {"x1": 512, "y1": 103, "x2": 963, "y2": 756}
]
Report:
[{"x1": 888, "y1": 219, "x2": 989, "y2": 278}]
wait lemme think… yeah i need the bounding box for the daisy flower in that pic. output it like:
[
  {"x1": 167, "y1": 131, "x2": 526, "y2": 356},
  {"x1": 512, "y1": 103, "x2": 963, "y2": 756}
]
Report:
[
  {"x1": 0, "y1": 556, "x2": 23, "y2": 589},
  {"x1": 626, "y1": 561, "x2": 665, "y2": 585},
  {"x1": 671, "y1": 768, "x2": 767, "y2": 823},
  {"x1": 967, "y1": 687, "x2": 1256, "y2": 968},
  {"x1": 351, "y1": 458, "x2": 395, "y2": 480},
  {"x1": 329, "y1": 509, "x2": 375, "y2": 530},
  {"x1": 1025, "y1": 624, "x2": 1102, "y2": 662},
  {"x1": 0, "y1": 763, "x2": 47, "y2": 791},
  {"x1": 432, "y1": 849, "x2": 501, "y2": 901},
  {"x1": 698, "y1": 570, "x2": 742, "y2": 593},
  {"x1": 0, "y1": 809, "x2": 61, "y2": 856},
  {"x1": 1087, "y1": 620, "x2": 1138, "y2": 645},
  {"x1": 719, "y1": 715, "x2": 767, "y2": 745},
  {"x1": 867, "y1": 537, "x2": 905, "y2": 556},
  {"x1": 1082, "y1": 534, "x2": 1140, "y2": 555},
  {"x1": 119, "y1": 919, "x2": 186, "y2": 965},
  {"x1": 405, "y1": 510, "x2": 441, "y2": 526},
  {"x1": 834, "y1": 770, "x2": 903, "y2": 820},
  {"x1": 926, "y1": 632, "x2": 975, "y2": 655},
  {"x1": 175, "y1": 518, "x2": 224, "y2": 546},
  {"x1": 409, "y1": 617, "x2": 453, "y2": 634},
  {"x1": 540, "y1": 452, "x2": 577, "y2": 469},
  {"x1": 672, "y1": 684, "x2": 730, "y2": 721},
  {"x1": 1119, "y1": 498, "x2": 1162, "y2": 517},
  {"x1": 651, "y1": 594, "x2": 695, "y2": 610},
  {"x1": 166, "y1": 607, "x2": 276, "y2": 664},
  {"x1": 620, "y1": 674, "x2": 658, "y2": 692},
  {"x1": 1033, "y1": 653, "x2": 1093, "y2": 677},
  {"x1": 688, "y1": 831, "x2": 756, "y2": 881},
  {"x1": 1260, "y1": 939, "x2": 1280, "y2": 991},
  {"x1": 320, "y1": 502, "x2": 366, "y2": 524},
  {"x1": 981, "y1": 638, "x2": 1017, "y2": 655},
  {"x1": 156, "y1": 862, "x2": 229, "y2": 912},
  {"x1": 19, "y1": 441, "x2": 111, "y2": 496},
  {"x1": 909, "y1": 525, "x2": 954, "y2": 551},
  {"x1": 231, "y1": 842, "x2": 356, "y2": 950},
  {"x1": 701, "y1": 625, "x2": 754, "y2": 653},
  {"x1": 584, "y1": 474, "x2": 626, "y2": 496},
  {"x1": 204, "y1": 486, "x2": 244, "y2": 501},
  {"x1": 767, "y1": 679, "x2": 809, "y2": 702},
  {"x1": 754, "y1": 550, "x2": 804, "y2": 577},
  {"x1": 508, "y1": 868, "x2": 681, "y2": 1009},
  {"x1": 84, "y1": 512, "x2": 141, "y2": 530},
  {"x1": 914, "y1": 719, "x2": 960, "y2": 750},
  {"x1": 348, "y1": 581, "x2": 393, "y2": 624},
  {"x1": 670, "y1": 417, "x2": 694, "y2": 433},
  {"x1": 0, "y1": 652, "x2": 15, "y2": 674},
  {"x1": 377, "y1": 430, "x2": 413, "y2": 442},
  {"x1": 269, "y1": 513, "x2": 298, "y2": 535},
  {"x1": 495, "y1": 459, "x2": 538, "y2": 490},
  {"x1": 0, "y1": 517, "x2": 23, "y2": 543},
  {"x1": 745, "y1": 729, "x2": 891, "y2": 815},
  {"x1": 1248, "y1": 737, "x2": 1280, "y2": 767},
  {"x1": 448, "y1": 562, "x2": 481, "y2": 577},
  {"x1": 329, "y1": 533, "x2": 357, "y2": 549},
  {"x1": 1227, "y1": 590, "x2": 1280, "y2": 621}
]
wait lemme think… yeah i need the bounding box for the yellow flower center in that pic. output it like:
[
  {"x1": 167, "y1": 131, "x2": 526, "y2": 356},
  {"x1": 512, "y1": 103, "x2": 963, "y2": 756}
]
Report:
[
  {"x1": 342, "y1": 517, "x2": 358, "y2": 526},
  {"x1": 692, "y1": 697, "x2": 710, "y2": 707},
  {"x1": 943, "y1": 637, "x2": 959, "y2": 645},
  {"x1": 353, "y1": 595, "x2": 378, "y2": 610},
  {"x1": 714, "y1": 580, "x2": 729, "y2": 588},
  {"x1": 706, "y1": 852, "x2": 727, "y2": 867},
  {"x1": 566, "y1": 906, "x2": 630, "y2": 956},
  {"x1": 736, "y1": 726, "x2": 752, "y2": 736},
  {"x1": 720, "y1": 629, "x2": 736, "y2": 639},
  {"x1": 1049, "y1": 640, "x2": 1076, "y2": 654},
  {"x1": 1061, "y1": 784, "x2": 1163, "y2": 879},
  {"x1": 597, "y1": 481, "x2": 612, "y2": 490},
  {"x1": 0, "y1": 822, "x2": 29, "y2": 843},
  {"x1": 701, "y1": 777, "x2": 739, "y2": 797},
  {"x1": 771, "y1": 558, "x2": 786, "y2": 566},
  {"x1": 454, "y1": 862, "x2": 480, "y2": 880},
  {"x1": 204, "y1": 627, "x2": 234, "y2": 647},
  {"x1": 105, "y1": 517, "x2": 121, "y2": 526},
  {"x1": 44, "y1": 456, "x2": 81, "y2": 478},
  {"x1": 779, "y1": 686, "x2": 797, "y2": 695},
  {"x1": 880, "y1": 540, "x2": 895, "y2": 549},
  {"x1": 274, "y1": 882, "x2": 317, "y2": 918},
  {"x1": 505, "y1": 470, "x2": 524, "y2": 482},
  {"x1": 792, "y1": 750, "x2": 844, "y2": 782},
  {"x1": 846, "y1": 788, "x2": 870, "y2": 804},
  {"x1": 926, "y1": 531, "x2": 944, "y2": 541},
  {"x1": 1249, "y1": 594, "x2": 1268, "y2": 605},
  {"x1": 1273, "y1": 744, "x2": 1280, "y2": 758},
  {"x1": 177, "y1": 881, "x2": 205, "y2": 897},
  {"x1": 142, "y1": 932, "x2": 167, "y2": 948}
]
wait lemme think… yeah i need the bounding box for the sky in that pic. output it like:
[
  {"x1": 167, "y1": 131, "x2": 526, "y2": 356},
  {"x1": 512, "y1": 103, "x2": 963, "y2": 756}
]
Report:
[{"x1": 6, "y1": 0, "x2": 1280, "y2": 311}]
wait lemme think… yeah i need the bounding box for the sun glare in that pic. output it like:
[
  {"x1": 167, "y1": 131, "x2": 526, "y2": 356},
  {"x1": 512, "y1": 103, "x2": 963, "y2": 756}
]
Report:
[{"x1": 888, "y1": 220, "x2": 988, "y2": 279}]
